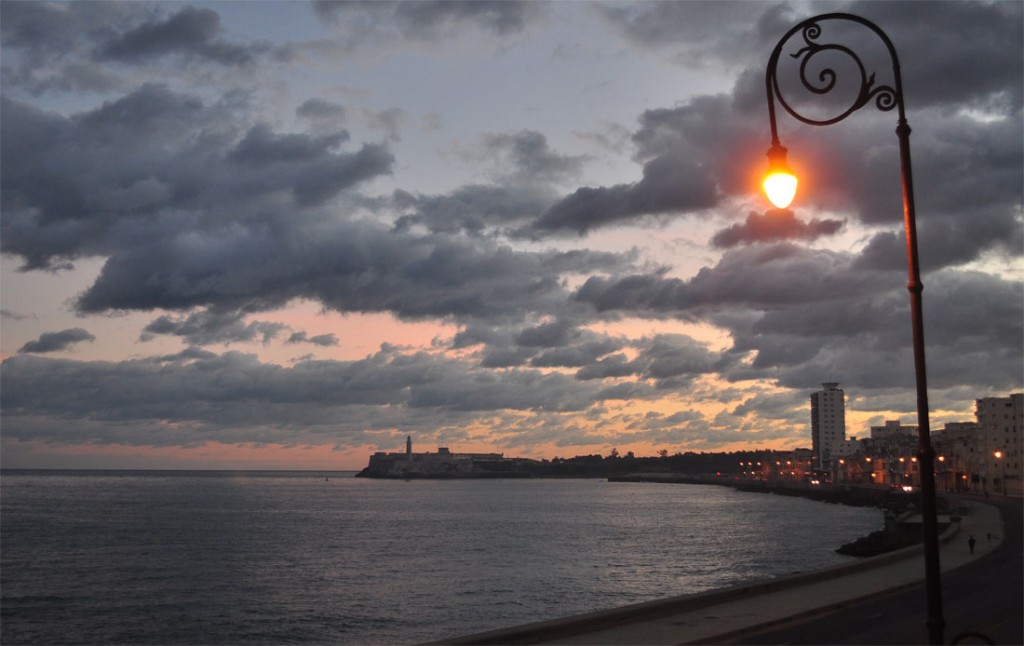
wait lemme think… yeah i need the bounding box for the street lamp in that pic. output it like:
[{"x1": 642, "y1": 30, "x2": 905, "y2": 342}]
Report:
[
  {"x1": 994, "y1": 450, "x2": 1006, "y2": 496},
  {"x1": 763, "y1": 13, "x2": 944, "y2": 644}
]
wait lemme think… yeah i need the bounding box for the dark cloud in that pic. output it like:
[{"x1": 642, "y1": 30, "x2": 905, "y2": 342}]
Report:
[
  {"x1": 479, "y1": 346, "x2": 536, "y2": 369},
  {"x1": 1, "y1": 1, "x2": 94, "y2": 54},
  {"x1": 852, "y1": 231, "x2": 906, "y2": 273},
  {"x1": 392, "y1": 131, "x2": 579, "y2": 236},
  {"x1": 18, "y1": 328, "x2": 96, "y2": 354},
  {"x1": 570, "y1": 334, "x2": 723, "y2": 388},
  {"x1": 531, "y1": 90, "x2": 770, "y2": 235},
  {"x1": 481, "y1": 130, "x2": 588, "y2": 184},
  {"x1": 533, "y1": 153, "x2": 719, "y2": 234},
  {"x1": 313, "y1": 1, "x2": 540, "y2": 41},
  {"x1": 452, "y1": 315, "x2": 628, "y2": 372},
  {"x1": 573, "y1": 235, "x2": 1022, "y2": 401},
  {"x1": 227, "y1": 124, "x2": 391, "y2": 206},
  {"x1": 407, "y1": 367, "x2": 592, "y2": 413},
  {"x1": 574, "y1": 354, "x2": 635, "y2": 381},
  {"x1": 0, "y1": 2, "x2": 132, "y2": 93},
  {"x1": 595, "y1": 0, "x2": 788, "y2": 69},
  {"x1": 1, "y1": 84, "x2": 633, "y2": 331},
  {"x1": 575, "y1": 244, "x2": 884, "y2": 313},
  {"x1": 73, "y1": 215, "x2": 629, "y2": 324},
  {"x1": 287, "y1": 332, "x2": 339, "y2": 347},
  {"x1": 711, "y1": 210, "x2": 844, "y2": 248},
  {"x1": 0, "y1": 346, "x2": 601, "y2": 446},
  {"x1": 601, "y1": 1, "x2": 1022, "y2": 113},
  {"x1": 229, "y1": 124, "x2": 350, "y2": 165},
  {"x1": 530, "y1": 338, "x2": 624, "y2": 369},
  {"x1": 637, "y1": 335, "x2": 721, "y2": 383},
  {"x1": 515, "y1": 319, "x2": 576, "y2": 348},
  {"x1": 594, "y1": 382, "x2": 657, "y2": 402},
  {"x1": 1, "y1": 3, "x2": 276, "y2": 96},
  {"x1": 393, "y1": 184, "x2": 557, "y2": 235},
  {"x1": 472, "y1": 323, "x2": 624, "y2": 370},
  {"x1": 155, "y1": 346, "x2": 219, "y2": 363},
  {"x1": 98, "y1": 6, "x2": 255, "y2": 66},
  {"x1": 1, "y1": 85, "x2": 394, "y2": 271},
  {"x1": 731, "y1": 268, "x2": 1021, "y2": 396},
  {"x1": 141, "y1": 310, "x2": 288, "y2": 346},
  {"x1": 297, "y1": 98, "x2": 348, "y2": 123},
  {"x1": 849, "y1": 0, "x2": 1024, "y2": 112}
]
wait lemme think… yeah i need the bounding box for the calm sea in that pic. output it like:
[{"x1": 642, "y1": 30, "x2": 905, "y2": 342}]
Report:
[{"x1": 1, "y1": 470, "x2": 881, "y2": 645}]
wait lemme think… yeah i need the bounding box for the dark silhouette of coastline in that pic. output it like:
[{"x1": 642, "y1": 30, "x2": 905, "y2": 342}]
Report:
[{"x1": 356, "y1": 449, "x2": 798, "y2": 479}]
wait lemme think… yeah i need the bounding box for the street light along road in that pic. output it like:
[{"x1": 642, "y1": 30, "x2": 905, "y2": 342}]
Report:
[{"x1": 762, "y1": 13, "x2": 945, "y2": 645}]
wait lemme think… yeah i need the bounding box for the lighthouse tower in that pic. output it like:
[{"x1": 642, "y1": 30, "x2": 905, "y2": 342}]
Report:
[{"x1": 406, "y1": 435, "x2": 412, "y2": 462}]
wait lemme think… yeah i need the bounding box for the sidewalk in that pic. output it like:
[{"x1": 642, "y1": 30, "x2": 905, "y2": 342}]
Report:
[{"x1": 444, "y1": 497, "x2": 1003, "y2": 645}]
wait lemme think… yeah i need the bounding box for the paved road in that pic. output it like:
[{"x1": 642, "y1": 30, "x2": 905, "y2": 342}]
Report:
[{"x1": 728, "y1": 495, "x2": 1022, "y2": 645}]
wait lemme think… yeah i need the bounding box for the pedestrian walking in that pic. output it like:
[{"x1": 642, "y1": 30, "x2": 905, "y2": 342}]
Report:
[{"x1": 968, "y1": 534, "x2": 976, "y2": 555}]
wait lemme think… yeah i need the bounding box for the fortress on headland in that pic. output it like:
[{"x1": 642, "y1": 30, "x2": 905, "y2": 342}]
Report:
[{"x1": 355, "y1": 436, "x2": 536, "y2": 478}]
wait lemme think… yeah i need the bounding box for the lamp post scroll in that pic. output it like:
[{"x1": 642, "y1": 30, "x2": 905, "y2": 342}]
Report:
[{"x1": 763, "y1": 13, "x2": 945, "y2": 644}]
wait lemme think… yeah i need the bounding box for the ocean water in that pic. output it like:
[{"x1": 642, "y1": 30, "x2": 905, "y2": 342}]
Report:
[{"x1": 1, "y1": 471, "x2": 882, "y2": 645}]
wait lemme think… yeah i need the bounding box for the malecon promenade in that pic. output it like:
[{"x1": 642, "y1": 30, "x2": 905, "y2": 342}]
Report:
[{"x1": 442, "y1": 494, "x2": 1021, "y2": 645}]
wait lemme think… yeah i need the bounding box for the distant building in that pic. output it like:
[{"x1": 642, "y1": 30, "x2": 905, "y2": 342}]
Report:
[
  {"x1": 870, "y1": 420, "x2": 919, "y2": 441},
  {"x1": 933, "y1": 422, "x2": 979, "y2": 491},
  {"x1": 869, "y1": 420, "x2": 919, "y2": 454},
  {"x1": 811, "y1": 382, "x2": 846, "y2": 465},
  {"x1": 359, "y1": 436, "x2": 533, "y2": 478}
]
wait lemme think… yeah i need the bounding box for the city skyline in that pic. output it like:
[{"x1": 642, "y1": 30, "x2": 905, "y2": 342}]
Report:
[{"x1": 1, "y1": 1, "x2": 1021, "y2": 470}]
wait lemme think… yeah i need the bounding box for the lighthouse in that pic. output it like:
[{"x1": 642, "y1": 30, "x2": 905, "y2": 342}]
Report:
[{"x1": 406, "y1": 435, "x2": 412, "y2": 462}]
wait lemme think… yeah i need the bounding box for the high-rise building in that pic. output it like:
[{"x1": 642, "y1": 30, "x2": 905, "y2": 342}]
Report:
[
  {"x1": 975, "y1": 393, "x2": 1022, "y2": 493},
  {"x1": 811, "y1": 382, "x2": 846, "y2": 465}
]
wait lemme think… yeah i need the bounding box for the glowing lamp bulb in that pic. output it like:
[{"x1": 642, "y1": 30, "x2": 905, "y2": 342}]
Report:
[{"x1": 763, "y1": 144, "x2": 798, "y2": 209}]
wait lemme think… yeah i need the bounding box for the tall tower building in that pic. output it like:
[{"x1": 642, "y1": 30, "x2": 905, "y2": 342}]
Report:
[
  {"x1": 975, "y1": 393, "x2": 1022, "y2": 491},
  {"x1": 406, "y1": 435, "x2": 412, "y2": 462},
  {"x1": 811, "y1": 382, "x2": 846, "y2": 465}
]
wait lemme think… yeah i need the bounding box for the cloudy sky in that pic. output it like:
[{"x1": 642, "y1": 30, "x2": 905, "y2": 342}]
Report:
[{"x1": 2, "y1": 1, "x2": 1021, "y2": 470}]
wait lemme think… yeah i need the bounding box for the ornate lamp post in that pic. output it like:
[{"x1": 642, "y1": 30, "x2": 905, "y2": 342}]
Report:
[{"x1": 762, "y1": 13, "x2": 944, "y2": 644}]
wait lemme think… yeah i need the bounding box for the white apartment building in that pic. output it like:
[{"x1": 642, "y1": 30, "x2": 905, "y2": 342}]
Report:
[
  {"x1": 811, "y1": 382, "x2": 846, "y2": 465},
  {"x1": 975, "y1": 393, "x2": 1022, "y2": 493}
]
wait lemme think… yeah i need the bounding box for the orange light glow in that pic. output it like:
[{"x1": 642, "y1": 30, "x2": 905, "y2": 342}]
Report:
[
  {"x1": 763, "y1": 144, "x2": 798, "y2": 209},
  {"x1": 763, "y1": 172, "x2": 798, "y2": 209},
  {"x1": 994, "y1": 450, "x2": 1004, "y2": 459}
]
